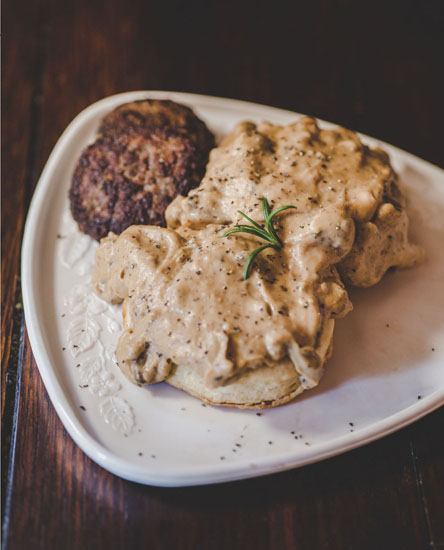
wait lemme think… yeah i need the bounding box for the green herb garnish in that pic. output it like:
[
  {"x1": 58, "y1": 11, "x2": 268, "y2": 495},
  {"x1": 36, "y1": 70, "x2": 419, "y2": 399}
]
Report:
[{"x1": 222, "y1": 198, "x2": 296, "y2": 280}]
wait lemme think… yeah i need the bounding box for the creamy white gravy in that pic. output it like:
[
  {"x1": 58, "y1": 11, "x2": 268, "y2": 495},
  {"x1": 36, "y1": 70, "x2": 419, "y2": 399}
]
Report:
[{"x1": 93, "y1": 117, "x2": 423, "y2": 389}]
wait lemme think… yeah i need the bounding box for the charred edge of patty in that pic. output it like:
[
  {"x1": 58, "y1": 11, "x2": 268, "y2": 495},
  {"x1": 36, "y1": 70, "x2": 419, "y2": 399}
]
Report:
[
  {"x1": 98, "y1": 99, "x2": 215, "y2": 153},
  {"x1": 69, "y1": 126, "x2": 211, "y2": 241}
]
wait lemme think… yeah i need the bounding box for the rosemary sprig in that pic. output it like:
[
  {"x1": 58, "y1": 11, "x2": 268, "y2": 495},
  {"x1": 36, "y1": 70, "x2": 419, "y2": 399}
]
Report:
[{"x1": 222, "y1": 198, "x2": 296, "y2": 280}]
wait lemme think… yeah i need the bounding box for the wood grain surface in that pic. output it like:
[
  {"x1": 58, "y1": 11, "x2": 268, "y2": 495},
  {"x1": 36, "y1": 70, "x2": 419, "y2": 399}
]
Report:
[{"x1": 2, "y1": 1, "x2": 443, "y2": 549}]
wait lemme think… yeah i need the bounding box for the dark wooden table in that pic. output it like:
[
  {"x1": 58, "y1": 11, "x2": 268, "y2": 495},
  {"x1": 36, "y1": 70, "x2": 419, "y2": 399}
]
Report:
[{"x1": 2, "y1": 1, "x2": 444, "y2": 549}]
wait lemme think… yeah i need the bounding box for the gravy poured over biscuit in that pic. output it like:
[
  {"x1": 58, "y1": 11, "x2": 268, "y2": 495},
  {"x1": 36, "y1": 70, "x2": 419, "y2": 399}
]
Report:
[{"x1": 92, "y1": 117, "x2": 423, "y2": 408}]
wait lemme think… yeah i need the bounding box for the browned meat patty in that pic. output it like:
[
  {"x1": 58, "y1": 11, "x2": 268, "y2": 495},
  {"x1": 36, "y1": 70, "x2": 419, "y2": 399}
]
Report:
[
  {"x1": 69, "y1": 100, "x2": 215, "y2": 240},
  {"x1": 98, "y1": 99, "x2": 214, "y2": 155}
]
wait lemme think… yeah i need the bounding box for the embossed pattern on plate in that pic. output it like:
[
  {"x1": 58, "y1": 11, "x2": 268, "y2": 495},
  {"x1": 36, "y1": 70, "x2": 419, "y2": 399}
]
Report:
[{"x1": 58, "y1": 210, "x2": 135, "y2": 436}]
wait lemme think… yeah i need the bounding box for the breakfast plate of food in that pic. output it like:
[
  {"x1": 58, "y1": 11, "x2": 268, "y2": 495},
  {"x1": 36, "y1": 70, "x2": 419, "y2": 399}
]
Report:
[{"x1": 22, "y1": 91, "x2": 444, "y2": 486}]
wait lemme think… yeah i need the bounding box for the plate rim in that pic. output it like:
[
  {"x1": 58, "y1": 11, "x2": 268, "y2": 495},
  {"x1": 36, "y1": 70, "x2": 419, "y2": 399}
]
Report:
[{"x1": 21, "y1": 90, "x2": 444, "y2": 486}]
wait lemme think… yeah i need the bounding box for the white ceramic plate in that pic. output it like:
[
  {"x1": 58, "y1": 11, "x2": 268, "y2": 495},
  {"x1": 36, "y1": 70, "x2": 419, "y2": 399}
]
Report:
[{"x1": 22, "y1": 91, "x2": 444, "y2": 487}]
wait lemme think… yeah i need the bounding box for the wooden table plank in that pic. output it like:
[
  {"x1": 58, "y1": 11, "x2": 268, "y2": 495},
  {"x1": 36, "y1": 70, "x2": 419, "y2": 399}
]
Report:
[
  {"x1": 1, "y1": 0, "x2": 49, "y2": 528},
  {"x1": 409, "y1": 409, "x2": 444, "y2": 547},
  {"x1": 2, "y1": 0, "x2": 443, "y2": 549}
]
